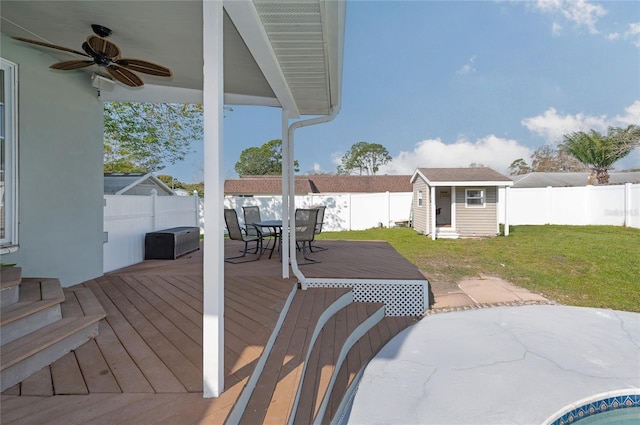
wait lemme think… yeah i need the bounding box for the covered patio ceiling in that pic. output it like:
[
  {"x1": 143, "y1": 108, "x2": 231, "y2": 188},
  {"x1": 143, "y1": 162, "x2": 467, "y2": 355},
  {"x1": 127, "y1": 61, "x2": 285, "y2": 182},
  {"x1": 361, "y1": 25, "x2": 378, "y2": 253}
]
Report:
[{"x1": 0, "y1": 0, "x2": 345, "y2": 117}]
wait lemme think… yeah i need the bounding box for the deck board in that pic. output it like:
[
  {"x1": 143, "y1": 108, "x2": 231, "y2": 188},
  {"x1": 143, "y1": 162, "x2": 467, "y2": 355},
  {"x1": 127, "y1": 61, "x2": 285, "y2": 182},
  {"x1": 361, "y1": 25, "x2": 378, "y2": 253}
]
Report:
[
  {"x1": 2, "y1": 240, "x2": 426, "y2": 424},
  {"x1": 19, "y1": 366, "x2": 53, "y2": 397},
  {"x1": 84, "y1": 279, "x2": 187, "y2": 393}
]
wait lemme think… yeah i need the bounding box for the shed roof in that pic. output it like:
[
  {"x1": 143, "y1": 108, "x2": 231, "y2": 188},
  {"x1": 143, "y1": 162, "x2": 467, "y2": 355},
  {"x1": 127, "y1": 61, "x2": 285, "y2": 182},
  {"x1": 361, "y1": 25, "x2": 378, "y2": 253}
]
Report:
[
  {"x1": 225, "y1": 175, "x2": 413, "y2": 195},
  {"x1": 512, "y1": 172, "x2": 640, "y2": 188},
  {"x1": 411, "y1": 167, "x2": 513, "y2": 186},
  {"x1": 104, "y1": 173, "x2": 174, "y2": 195}
]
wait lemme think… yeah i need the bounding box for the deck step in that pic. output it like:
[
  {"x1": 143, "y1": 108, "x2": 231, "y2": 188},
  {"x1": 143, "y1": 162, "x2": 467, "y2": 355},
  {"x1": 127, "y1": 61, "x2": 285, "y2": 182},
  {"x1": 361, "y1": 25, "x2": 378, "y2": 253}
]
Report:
[
  {"x1": 0, "y1": 266, "x2": 22, "y2": 308},
  {"x1": 1, "y1": 279, "x2": 65, "y2": 345},
  {"x1": 435, "y1": 228, "x2": 459, "y2": 239},
  {"x1": 236, "y1": 287, "x2": 353, "y2": 425},
  {"x1": 292, "y1": 302, "x2": 386, "y2": 425},
  {"x1": 321, "y1": 315, "x2": 419, "y2": 424},
  {"x1": 0, "y1": 285, "x2": 106, "y2": 392}
]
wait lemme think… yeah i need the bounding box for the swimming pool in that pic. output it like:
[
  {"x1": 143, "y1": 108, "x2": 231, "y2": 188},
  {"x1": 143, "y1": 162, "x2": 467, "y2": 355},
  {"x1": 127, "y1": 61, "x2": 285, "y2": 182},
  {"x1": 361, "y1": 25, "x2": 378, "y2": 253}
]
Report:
[{"x1": 543, "y1": 390, "x2": 640, "y2": 425}]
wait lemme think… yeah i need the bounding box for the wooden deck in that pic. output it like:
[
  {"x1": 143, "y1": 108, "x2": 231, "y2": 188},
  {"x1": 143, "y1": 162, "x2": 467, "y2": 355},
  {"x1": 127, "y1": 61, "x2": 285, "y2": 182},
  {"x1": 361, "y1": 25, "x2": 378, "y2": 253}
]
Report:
[{"x1": 1, "y1": 240, "x2": 424, "y2": 424}]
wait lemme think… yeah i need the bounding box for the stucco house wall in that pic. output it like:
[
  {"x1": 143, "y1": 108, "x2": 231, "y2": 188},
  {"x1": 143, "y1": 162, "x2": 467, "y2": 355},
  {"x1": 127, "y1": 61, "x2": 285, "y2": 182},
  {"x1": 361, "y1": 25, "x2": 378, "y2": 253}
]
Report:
[
  {"x1": 454, "y1": 186, "x2": 499, "y2": 237},
  {"x1": 1, "y1": 35, "x2": 104, "y2": 286}
]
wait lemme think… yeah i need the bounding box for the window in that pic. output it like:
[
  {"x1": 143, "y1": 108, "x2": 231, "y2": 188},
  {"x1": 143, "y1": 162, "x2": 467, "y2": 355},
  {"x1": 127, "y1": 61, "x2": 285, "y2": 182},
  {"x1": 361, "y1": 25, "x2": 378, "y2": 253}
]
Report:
[
  {"x1": 465, "y1": 189, "x2": 485, "y2": 208},
  {"x1": 1, "y1": 58, "x2": 18, "y2": 251},
  {"x1": 417, "y1": 190, "x2": 423, "y2": 206}
]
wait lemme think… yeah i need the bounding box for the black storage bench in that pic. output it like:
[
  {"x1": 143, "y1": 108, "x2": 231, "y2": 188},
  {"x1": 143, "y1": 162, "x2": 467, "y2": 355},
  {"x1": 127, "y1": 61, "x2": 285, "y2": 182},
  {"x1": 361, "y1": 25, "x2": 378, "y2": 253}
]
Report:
[{"x1": 145, "y1": 226, "x2": 200, "y2": 260}]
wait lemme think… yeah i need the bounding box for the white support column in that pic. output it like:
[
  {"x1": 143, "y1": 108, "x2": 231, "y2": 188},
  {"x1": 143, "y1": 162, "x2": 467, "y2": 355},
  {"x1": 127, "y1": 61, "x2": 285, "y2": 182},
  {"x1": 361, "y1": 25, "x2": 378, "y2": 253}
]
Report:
[
  {"x1": 281, "y1": 110, "x2": 290, "y2": 278},
  {"x1": 150, "y1": 189, "x2": 158, "y2": 230},
  {"x1": 504, "y1": 186, "x2": 510, "y2": 236},
  {"x1": 450, "y1": 186, "x2": 456, "y2": 231},
  {"x1": 202, "y1": 0, "x2": 224, "y2": 398},
  {"x1": 624, "y1": 182, "x2": 632, "y2": 227},
  {"x1": 431, "y1": 188, "x2": 437, "y2": 240}
]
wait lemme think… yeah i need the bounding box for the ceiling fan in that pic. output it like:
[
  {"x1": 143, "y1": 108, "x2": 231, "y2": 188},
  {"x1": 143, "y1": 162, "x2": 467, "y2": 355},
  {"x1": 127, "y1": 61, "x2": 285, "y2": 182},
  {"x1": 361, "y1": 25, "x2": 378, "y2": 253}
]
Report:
[{"x1": 12, "y1": 24, "x2": 172, "y2": 87}]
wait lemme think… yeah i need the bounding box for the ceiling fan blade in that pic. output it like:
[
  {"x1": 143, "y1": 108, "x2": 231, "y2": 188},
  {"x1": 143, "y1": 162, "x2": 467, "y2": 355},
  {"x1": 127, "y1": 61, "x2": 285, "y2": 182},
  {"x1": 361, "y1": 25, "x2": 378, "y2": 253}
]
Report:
[
  {"x1": 87, "y1": 35, "x2": 120, "y2": 59},
  {"x1": 116, "y1": 58, "x2": 172, "y2": 77},
  {"x1": 50, "y1": 60, "x2": 95, "y2": 71},
  {"x1": 107, "y1": 65, "x2": 143, "y2": 87},
  {"x1": 12, "y1": 36, "x2": 91, "y2": 58}
]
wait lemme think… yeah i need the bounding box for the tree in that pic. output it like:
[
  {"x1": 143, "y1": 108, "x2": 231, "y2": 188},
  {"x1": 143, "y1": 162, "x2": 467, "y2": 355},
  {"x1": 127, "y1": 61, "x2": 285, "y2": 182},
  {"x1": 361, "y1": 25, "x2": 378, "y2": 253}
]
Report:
[
  {"x1": 561, "y1": 125, "x2": 640, "y2": 184},
  {"x1": 508, "y1": 145, "x2": 588, "y2": 175},
  {"x1": 234, "y1": 139, "x2": 299, "y2": 176},
  {"x1": 530, "y1": 145, "x2": 588, "y2": 173},
  {"x1": 508, "y1": 158, "x2": 532, "y2": 175},
  {"x1": 104, "y1": 102, "x2": 203, "y2": 173},
  {"x1": 338, "y1": 142, "x2": 392, "y2": 176}
]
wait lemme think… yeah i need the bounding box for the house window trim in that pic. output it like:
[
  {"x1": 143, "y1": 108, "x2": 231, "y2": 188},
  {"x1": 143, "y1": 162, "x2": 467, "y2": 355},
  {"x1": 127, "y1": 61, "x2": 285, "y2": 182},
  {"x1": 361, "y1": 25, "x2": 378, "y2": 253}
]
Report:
[
  {"x1": 417, "y1": 190, "x2": 423, "y2": 207},
  {"x1": 465, "y1": 188, "x2": 485, "y2": 209},
  {"x1": 1, "y1": 58, "x2": 19, "y2": 253}
]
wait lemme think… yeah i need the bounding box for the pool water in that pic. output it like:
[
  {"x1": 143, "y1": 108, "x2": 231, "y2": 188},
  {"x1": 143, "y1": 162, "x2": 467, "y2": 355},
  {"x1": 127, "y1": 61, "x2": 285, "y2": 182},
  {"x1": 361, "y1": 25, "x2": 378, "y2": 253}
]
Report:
[{"x1": 572, "y1": 407, "x2": 640, "y2": 424}]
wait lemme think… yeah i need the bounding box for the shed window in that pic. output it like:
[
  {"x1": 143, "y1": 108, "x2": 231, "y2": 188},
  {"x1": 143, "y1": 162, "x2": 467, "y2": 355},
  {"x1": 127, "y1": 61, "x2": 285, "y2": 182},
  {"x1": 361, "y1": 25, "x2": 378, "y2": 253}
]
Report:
[
  {"x1": 465, "y1": 189, "x2": 485, "y2": 208},
  {"x1": 417, "y1": 190, "x2": 423, "y2": 206},
  {"x1": 1, "y1": 58, "x2": 18, "y2": 252}
]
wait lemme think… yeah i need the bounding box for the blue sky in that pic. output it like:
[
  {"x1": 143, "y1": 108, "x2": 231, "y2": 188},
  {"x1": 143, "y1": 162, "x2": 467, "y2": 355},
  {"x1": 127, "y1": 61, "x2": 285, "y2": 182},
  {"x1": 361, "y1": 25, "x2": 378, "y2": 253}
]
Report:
[{"x1": 164, "y1": 0, "x2": 640, "y2": 183}]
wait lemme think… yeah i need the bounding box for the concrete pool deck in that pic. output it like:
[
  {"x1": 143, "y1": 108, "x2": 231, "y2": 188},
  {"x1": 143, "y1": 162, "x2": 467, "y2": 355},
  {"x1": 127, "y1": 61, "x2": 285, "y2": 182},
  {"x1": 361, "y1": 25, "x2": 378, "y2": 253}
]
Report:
[{"x1": 346, "y1": 280, "x2": 640, "y2": 424}]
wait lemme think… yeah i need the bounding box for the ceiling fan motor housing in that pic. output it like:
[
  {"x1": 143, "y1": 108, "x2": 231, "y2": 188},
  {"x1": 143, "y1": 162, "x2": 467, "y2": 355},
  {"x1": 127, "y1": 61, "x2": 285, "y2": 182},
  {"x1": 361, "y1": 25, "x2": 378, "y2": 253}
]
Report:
[{"x1": 91, "y1": 24, "x2": 113, "y2": 38}]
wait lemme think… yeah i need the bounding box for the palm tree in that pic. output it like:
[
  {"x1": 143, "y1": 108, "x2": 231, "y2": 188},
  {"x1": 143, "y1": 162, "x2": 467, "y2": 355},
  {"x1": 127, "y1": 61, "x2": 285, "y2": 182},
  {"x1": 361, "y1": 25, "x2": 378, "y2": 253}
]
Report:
[{"x1": 560, "y1": 125, "x2": 640, "y2": 184}]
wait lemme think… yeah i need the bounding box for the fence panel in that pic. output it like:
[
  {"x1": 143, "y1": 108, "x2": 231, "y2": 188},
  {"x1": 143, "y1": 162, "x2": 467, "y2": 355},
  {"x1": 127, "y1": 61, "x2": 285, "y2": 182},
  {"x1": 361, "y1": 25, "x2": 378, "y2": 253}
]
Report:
[
  {"x1": 224, "y1": 192, "x2": 414, "y2": 232},
  {"x1": 503, "y1": 184, "x2": 639, "y2": 228},
  {"x1": 103, "y1": 194, "x2": 199, "y2": 273},
  {"x1": 590, "y1": 185, "x2": 626, "y2": 226}
]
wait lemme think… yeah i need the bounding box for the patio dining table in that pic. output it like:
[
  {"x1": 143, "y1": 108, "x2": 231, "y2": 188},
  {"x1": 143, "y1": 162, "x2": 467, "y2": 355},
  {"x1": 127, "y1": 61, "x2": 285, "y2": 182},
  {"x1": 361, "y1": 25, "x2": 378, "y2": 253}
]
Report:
[{"x1": 253, "y1": 220, "x2": 282, "y2": 259}]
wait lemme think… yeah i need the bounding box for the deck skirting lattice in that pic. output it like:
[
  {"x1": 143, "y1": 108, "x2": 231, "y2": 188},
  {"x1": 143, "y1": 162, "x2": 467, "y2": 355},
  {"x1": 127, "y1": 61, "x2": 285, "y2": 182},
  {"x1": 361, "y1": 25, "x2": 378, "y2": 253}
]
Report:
[{"x1": 305, "y1": 278, "x2": 428, "y2": 316}]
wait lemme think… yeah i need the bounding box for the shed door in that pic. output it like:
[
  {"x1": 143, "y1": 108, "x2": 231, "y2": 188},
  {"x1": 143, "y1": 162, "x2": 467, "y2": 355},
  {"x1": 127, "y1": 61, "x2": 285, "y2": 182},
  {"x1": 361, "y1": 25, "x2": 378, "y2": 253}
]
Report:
[{"x1": 436, "y1": 188, "x2": 451, "y2": 225}]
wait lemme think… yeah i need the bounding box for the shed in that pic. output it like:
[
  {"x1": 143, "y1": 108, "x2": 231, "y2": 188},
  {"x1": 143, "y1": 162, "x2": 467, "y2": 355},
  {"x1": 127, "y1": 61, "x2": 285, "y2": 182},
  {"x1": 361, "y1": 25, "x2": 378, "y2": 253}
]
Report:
[
  {"x1": 411, "y1": 167, "x2": 513, "y2": 239},
  {"x1": 104, "y1": 173, "x2": 175, "y2": 196}
]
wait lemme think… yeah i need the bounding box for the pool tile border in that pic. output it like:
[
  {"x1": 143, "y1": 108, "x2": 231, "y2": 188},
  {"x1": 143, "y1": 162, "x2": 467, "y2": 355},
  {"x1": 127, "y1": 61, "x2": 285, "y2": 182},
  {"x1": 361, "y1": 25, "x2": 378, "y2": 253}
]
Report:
[{"x1": 543, "y1": 389, "x2": 640, "y2": 425}]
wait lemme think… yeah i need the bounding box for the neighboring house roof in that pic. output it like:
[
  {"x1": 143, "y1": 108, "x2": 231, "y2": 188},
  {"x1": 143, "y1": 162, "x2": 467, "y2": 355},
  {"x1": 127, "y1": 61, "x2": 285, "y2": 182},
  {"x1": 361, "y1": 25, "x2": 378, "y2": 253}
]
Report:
[
  {"x1": 104, "y1": 173, "x2": 175, "y2": 196},
  {"x1": 411, "y1": 167, "x2": 513, "y2": 186},
  {"x1": 225, "y1": 175, "x2": 413, "y2": 195},
  {"x1": 512, "y1": 172, "x2": 640, "y2": 188}
]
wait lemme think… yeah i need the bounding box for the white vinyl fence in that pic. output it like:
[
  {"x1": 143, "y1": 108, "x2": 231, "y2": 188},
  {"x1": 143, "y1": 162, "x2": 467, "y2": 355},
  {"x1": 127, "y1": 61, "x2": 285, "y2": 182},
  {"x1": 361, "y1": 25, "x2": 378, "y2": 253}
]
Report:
[
  {"x1": 224, "y1": 192, "x2": 414, "y2": 232},
  {"x1": 103, "y1": 192, "x2": 200, "y2": 272},
  {"x1": 103, "y1": 185, "x2": 638, "y2": 273},
  {"x1": 499, "y1": 183, "x2": 640, "y2": 229}
]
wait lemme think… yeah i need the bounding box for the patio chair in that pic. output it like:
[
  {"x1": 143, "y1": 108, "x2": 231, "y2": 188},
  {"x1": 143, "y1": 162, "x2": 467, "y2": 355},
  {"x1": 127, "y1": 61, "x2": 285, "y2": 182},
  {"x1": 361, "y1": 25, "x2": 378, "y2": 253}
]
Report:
[
  {"x1": 309, "y1": 205, "x2": 327, "y2": 252},
  {"x1": 243, "y1": 205, "x2": 274, "y2": 252},
  {"x1": 295, "y1": 208, "x2": 320, "y2": 264},
  {"x1": 224, "y1": 208, "x2": 262, "y2": 263}
]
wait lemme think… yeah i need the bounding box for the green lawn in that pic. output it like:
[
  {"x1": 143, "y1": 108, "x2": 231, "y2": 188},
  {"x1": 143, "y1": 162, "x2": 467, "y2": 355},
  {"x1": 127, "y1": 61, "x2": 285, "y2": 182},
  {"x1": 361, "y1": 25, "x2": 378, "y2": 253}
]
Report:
[{"x1": 316, "y1": 225, "x2": 640, "y2": 312}]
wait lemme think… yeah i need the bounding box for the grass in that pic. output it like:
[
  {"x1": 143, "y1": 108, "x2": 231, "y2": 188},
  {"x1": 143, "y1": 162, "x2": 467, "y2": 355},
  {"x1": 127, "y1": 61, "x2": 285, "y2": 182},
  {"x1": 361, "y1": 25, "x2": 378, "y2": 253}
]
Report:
[{"x1": 316, "y1": 225, "x2": 640, "y2": 312}]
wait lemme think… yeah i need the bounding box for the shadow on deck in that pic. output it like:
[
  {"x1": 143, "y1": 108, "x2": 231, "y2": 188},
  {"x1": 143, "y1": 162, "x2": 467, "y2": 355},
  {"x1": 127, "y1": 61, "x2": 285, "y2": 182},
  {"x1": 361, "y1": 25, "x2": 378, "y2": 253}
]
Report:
[{"x1": 1, "y1": 240, "x2": 426, "y2": 424}]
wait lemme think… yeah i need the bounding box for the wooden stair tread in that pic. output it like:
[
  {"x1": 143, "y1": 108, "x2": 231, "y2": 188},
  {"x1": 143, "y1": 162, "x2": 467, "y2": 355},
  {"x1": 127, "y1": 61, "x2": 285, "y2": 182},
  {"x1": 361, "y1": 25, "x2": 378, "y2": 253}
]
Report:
[
  {"x1": 321, "y1": 315, "x2": 418, "y2": 423},
  {"x1": 294, "y1": 301, "x2": 385, "y2": 425},
  {"x1": 1, "y1": 279, "x2": 65, "y2": 326},
  {"x1": 1, "y1": 315, "x2": 105, "y2": 371},
  {"x1": 240, "y1": 288, "x2": 351, "y2": 424},
  {"x1": 0, "y1": 267, "x2": 22, "y2": 289}
]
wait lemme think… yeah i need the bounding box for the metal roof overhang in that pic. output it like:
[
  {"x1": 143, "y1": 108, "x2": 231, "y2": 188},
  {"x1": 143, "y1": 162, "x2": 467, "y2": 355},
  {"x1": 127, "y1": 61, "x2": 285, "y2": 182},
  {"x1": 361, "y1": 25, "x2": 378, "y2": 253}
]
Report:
[{"x1": 0, "y1": 0, "x2": 345, "y2": 117}]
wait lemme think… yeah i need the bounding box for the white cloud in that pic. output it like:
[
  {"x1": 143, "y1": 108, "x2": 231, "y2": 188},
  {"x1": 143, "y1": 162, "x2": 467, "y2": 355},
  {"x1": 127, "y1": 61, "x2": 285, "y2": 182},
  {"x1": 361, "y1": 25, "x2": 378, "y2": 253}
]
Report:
[
  {"x1": 535, "y1": 0, "x2": 607, "y2": 34},
  {"x1": 456, "y1": 55, "x2": 477, "y2": 75},
  {"x1": 624, "y1": 22, "x2": 640, "y2": 47},
  {"x1": 521, "y1": 101, "x2": 640, "y2": 143},
  {"x1": 378, "y1": 136, "x2": 532, "y2": 176},
  {"x1": 606, "y1": 32, "x2": 620, "y2": 41},
  {"x1": 552, "y1": 22, "x2": 563, "y2": 36},
  {"x1": 615, "y1": 100, "x2": 640, "y2": 126},
  {"x1": 521, "y1": 108, "x2": 608, "y2": 142}
]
